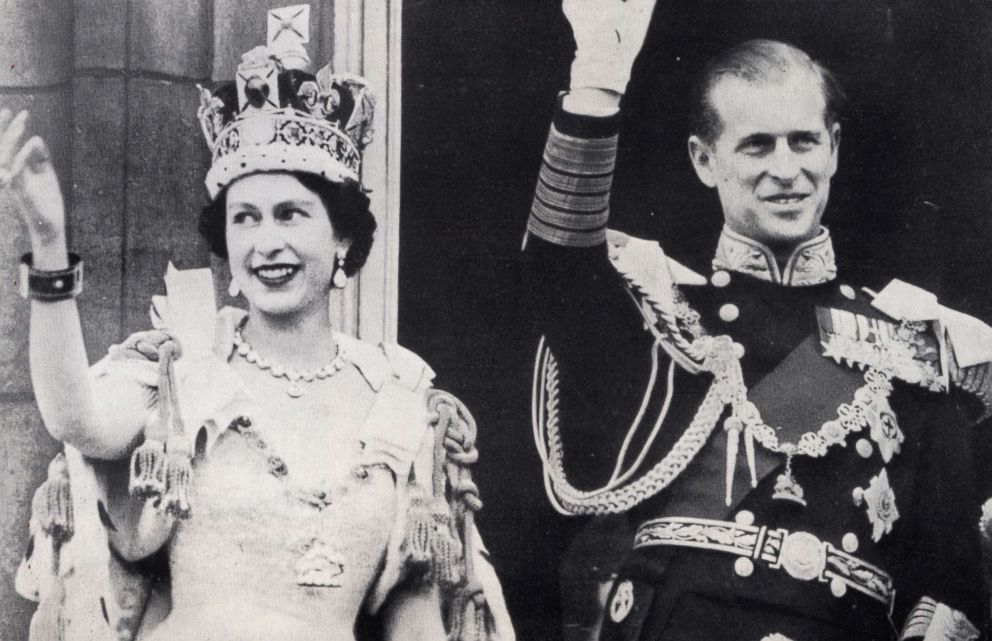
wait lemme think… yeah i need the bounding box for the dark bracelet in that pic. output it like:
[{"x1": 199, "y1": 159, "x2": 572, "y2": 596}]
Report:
[{"x1": 19, "y1": 253, "x2": 84, "y2": 301}]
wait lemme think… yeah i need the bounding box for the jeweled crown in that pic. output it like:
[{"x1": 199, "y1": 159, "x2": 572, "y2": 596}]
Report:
[{"x1": 197, "y1": 4, "x2": 375, "y2": 199}]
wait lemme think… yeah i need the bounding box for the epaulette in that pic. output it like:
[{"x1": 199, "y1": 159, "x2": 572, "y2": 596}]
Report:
[
  {"x1": 872, "y1": 280, "x2": 992, "y2": 420},
  {"x1": 606, "y1": 229, "x2": 706, "y2": 314},
  {"x1": 818, "y1": 279, "x2": 992, "y2": 416},
  {"x1": 606, "y1": 230, "x2": 708, "y2": 372},
  {"x1": 871, "y1": 279, "x2": 992, "y2": 367}
]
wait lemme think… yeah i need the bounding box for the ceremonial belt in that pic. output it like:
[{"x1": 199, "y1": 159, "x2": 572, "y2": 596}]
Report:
[{"x1": 633, "y1": 517, "x2": 894, "y2": 606}]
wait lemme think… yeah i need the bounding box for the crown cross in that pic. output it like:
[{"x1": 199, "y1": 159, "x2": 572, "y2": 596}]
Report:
[
  {"x1": 238, "y1": 66, "x2": 280, "y2": 111},
  {"x1": 268, "y1": 4, "x2": 310, "y2": 49},
  {"x1": 273, "y1": 10, "x2": 306, "y2": 41}
]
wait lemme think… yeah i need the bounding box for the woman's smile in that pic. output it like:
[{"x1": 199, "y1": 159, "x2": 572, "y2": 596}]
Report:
[{"x1": 252, "y1": 263, "x2": 302, "y2": 287}]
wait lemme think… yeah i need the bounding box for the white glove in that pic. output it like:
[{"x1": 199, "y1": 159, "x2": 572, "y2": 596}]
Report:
[{"x1": 564, "y1": 0, "x2": 658, "y2": 95}]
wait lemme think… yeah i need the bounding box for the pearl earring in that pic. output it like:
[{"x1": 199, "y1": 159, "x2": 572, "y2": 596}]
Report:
[
  {"x1": 228, "y1": 279, "x2": 241, "y2": 298},
  {"x1": 333, "y1": 250, "x2": 347, "y2": 288}
]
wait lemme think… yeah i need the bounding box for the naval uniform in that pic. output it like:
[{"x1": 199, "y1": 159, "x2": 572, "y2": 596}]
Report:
[{"x1": 524, "y1": 105, "x2": 992, "y2": 641}]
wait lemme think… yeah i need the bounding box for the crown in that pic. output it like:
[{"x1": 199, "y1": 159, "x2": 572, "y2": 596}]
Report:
[{"x1": 197, "y1": 4, "x2": 375, "y2": 199}]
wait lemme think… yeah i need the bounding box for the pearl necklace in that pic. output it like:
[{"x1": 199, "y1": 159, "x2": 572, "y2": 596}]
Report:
[{"x1": 233, "y1": 326, "x2": 347, "y2": 398}]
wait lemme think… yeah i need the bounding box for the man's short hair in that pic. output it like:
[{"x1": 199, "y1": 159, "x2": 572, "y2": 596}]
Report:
[{"x1": 688, "y1": 39, "x2": 846, "y2": 144}]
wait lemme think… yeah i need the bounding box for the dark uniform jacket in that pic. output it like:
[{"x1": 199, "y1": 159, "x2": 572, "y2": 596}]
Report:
[{"x1": 524, "y1": 105, "x2": 992, "y2": 641}]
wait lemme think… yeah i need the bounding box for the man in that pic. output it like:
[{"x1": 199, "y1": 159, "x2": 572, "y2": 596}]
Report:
[{"x1": 524, "y1": 1, "x2": 992, "y2": 639}]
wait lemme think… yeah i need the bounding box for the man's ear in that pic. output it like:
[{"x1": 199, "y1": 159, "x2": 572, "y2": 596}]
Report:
[
  {"x1": 688, "y1": 135, "x2": 718, "y2": 188},
  {"x1": 827, "y1": 122, "x2": 841, "y2": 177}
]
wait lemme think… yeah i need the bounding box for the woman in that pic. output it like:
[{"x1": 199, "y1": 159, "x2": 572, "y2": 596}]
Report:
[{"x1": 4, "y1": 15, "x2": 510, "y2": 641}]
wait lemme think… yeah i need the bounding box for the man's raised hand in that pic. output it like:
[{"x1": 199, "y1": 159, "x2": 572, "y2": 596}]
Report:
[{"x1": 564, "y1": 0, "x2": 658, "y2": 95}]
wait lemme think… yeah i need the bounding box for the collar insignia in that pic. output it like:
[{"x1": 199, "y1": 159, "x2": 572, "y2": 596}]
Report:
[{"x1": 712, "y1": 226, "x2": 837, "y2": 287}]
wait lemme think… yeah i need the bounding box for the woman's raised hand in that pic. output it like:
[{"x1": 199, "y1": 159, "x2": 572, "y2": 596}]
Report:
[
  {"x1": 0, "y1": 109, "x2": 67, "y2": 249},
  {"x1": 564, "y1": 0, "x2": 658, "y2": 95}
]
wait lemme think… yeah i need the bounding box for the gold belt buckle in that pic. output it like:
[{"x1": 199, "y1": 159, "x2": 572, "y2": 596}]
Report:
[{"x1": 774, "y1": 531, "x2": 826, "y2": 581}]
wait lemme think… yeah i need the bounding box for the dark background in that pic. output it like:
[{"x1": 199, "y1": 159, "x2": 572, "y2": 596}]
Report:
[{"x1": 401, "y1": 0, "x2": 992, "y2": 638}]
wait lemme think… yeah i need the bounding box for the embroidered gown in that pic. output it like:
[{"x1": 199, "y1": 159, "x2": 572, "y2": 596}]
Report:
[{"x1": 17, "y1": 307, "x2": 506, "y2": 641}]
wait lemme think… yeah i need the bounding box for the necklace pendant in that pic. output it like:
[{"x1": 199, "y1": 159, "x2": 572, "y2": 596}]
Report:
[
  {"x1": 772, "y1": 470, "x2": 807, "y2": 506},
  {"x1": 771, "y1": 454, "x2": 807, "y2": 506},
  {"x1": 287, "y1": 382, "x2": 304, "y2": 398}
]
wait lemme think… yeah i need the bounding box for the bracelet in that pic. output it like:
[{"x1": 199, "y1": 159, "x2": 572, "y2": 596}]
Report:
[{"x1": 19, "y1": 252, "x2": 83, "y2": 301}]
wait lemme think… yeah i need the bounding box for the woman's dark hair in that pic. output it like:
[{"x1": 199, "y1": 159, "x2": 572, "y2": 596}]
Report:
[{"x1": 198, "y1": 172, "x2": 376, "y2": 277}]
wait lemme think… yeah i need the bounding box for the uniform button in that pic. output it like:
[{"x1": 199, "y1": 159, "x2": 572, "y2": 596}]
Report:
[
  {"x1": 852, "y1": 487, "x2": 865, "y2": 506},
  {"x1": 856, "y1": 438, "x2": 873, "y2": 458},
  {"x1": 830, "y1": 577, "x2": 848, "y2": 598},
  {"x1": 842, "y1": 532, "x2": 859, "y2": 553},
  {"x1": 840, "y1": 284, "x2": 856, "y2": 300},
  {"x1": 734, "y1": 510, "x2": 755, "y2": 526},
  {"x1": 609, "y1": 580, "x2": 635, "y2": 623},
  {"x1": 719, "y1": 303, "x2": 740, "y2": 322},
  {"x1": 734, "y1": 557, "x2": 754, "y2": 577},
  {"x1": 711, "y1": 270, "x2": 731, "y2": 288}
]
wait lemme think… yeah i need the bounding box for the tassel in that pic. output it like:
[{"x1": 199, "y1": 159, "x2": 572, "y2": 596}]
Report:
[
  {"x1": 463, "y1": 593, "x2": 490, "y2": 641},
  {"x1": 429, "y1": 501, "x2": 464, "y2": 588},
  {"x1": 129, "y1": 439, "x2": 167, "y2": 499},
  {"x1": 404, "y1": 482, "x2": 434, "y2": 566},
  {"x1": 448, "y1": 587, "x2": 491, "y2": 641},
  {"x1": 32, "y1": 454, "x2": 73, "y2": 543},
  {"x1": 130, "y1": 341, "x2": 175, "y2": 500},
  {"x1": 158, "y1": 341, "x2": 193, "y2": 518},
  {"x1": 162, "y1": 441, "x2": 193, "y2": 519}
]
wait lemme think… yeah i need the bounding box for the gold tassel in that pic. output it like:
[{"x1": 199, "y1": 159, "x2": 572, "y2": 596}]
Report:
[
  {"x1": 32, "y1": 454, "x2": 73, "y2": 544},
  {"x1": 447, "y1": 591, "x2": 467, "y2": 641},
  {"x1": 448, "y1": 587, "x2": 491, "y2": 641},
  {"x1": 429, "y1": 501, "x2": 464, "y2": 588},
  {"x1": 463, "y1": 593, "x2": 490, "y2": 641},
  {"x1": 162, "y1": 439, "x2": 193, "y2": 519},
  {"x1": 404, "y1": 482, "x2": 434, "y2": 566},
  {"x1": 128, "y1": 438, "x2": 167, "y2": 499},
  {"x1": 157, "y1": 341, "x2": 193, "y2": 519}
]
